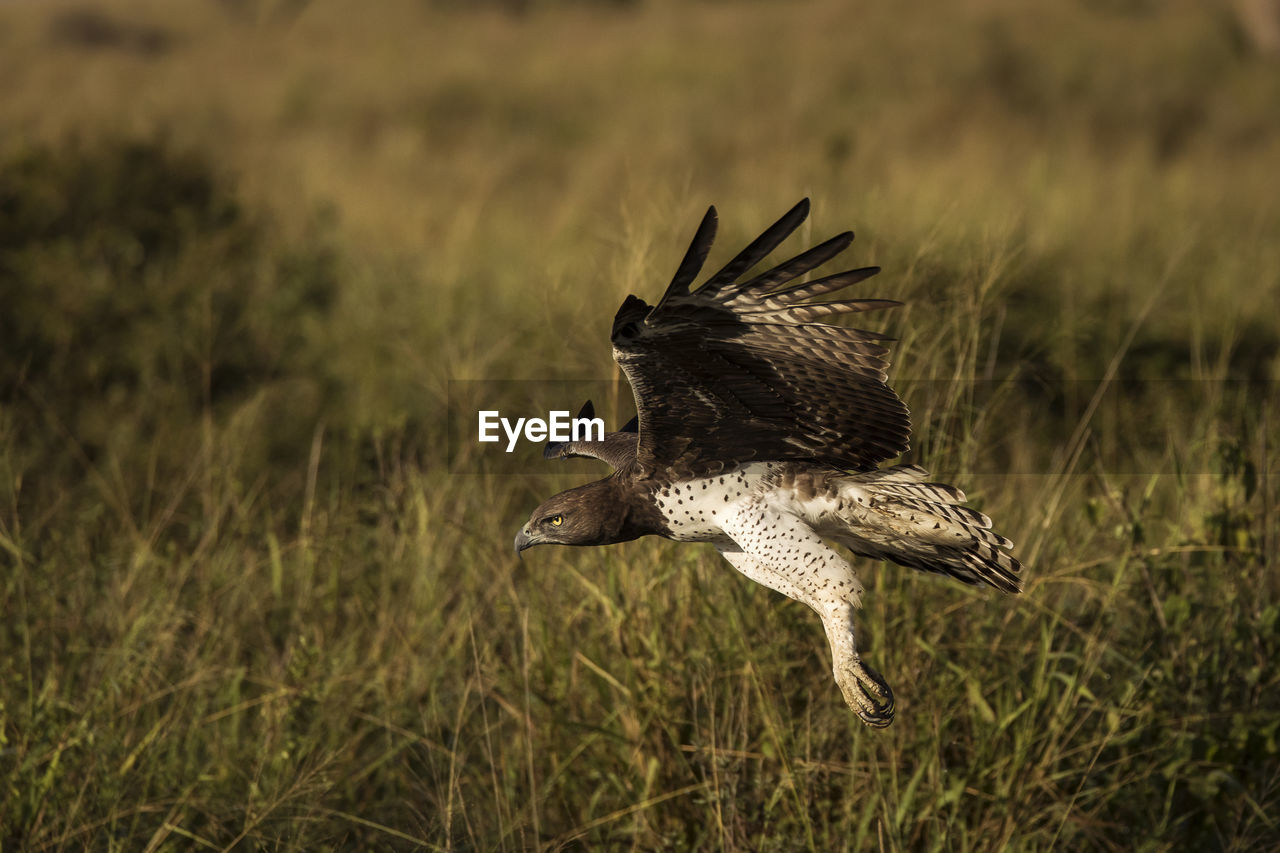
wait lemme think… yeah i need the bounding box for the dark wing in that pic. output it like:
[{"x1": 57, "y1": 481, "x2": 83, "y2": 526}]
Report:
[
  {"x1": 611, "y1": 199, "x2": 909, "y2": 478},
  {"x1": 543, "y1": 400, "x2": 639, "y2": 471}
]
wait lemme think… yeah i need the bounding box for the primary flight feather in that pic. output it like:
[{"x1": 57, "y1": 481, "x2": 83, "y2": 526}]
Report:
[{"x1": 516, "y1": 199, "x2": 1023, "y2": 727}]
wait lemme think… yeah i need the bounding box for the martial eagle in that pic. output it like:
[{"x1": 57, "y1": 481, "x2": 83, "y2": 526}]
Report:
[{"x1": 514, "y1": 200, "x2": 1023, "y2": 727}]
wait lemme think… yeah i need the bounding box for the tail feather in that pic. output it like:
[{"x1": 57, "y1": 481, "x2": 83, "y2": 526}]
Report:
[
  {"x1": 864, "y1": 465, "x2": 969, "y2": 504},
  {"x1": 837, "y1": 465, "x2": 1025, "y2": 593}
]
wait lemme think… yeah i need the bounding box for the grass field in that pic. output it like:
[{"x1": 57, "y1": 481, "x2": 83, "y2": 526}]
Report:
[{"x1": 2, "y1": 0, "x2": 1278, "y2": 849}]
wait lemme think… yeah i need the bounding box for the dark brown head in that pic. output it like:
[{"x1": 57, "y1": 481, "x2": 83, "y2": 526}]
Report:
[{"x1": 514, "y1": 478, "x2": 653, "y2": 555}]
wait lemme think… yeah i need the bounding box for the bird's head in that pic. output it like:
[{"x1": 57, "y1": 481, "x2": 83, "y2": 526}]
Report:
[{"x1": 514, "y1": 480, "x2": 627, "y2": 555}]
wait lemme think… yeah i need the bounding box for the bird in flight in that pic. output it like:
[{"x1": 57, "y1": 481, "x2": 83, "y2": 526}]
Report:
[{"x1": 514, "y1": 199, "x2": 1023, "y2": 727}]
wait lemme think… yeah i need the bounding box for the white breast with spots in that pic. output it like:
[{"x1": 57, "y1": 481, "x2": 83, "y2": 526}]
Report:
[
  {"x1": 711, "y1": 469, "x2": 865, "y2": 606},
  {"x1": 651, "y1": 462, "x2": 783, "y2": 542}
]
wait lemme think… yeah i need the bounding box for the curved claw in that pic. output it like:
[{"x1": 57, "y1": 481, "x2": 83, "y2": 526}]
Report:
[
  {"x1": 837, "y1": 658, "x2": 896, "y2": 728},
  {"x1": 853, "y1": 661, "x2": 895, "y2": 728}
]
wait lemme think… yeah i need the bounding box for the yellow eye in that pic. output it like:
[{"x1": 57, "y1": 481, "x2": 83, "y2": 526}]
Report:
[{"x1": 550, "y1": 515, "x2": 563, "y2": 526}]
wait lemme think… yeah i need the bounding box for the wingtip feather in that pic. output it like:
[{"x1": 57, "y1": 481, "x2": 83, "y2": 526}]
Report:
[
  {"x1": 701, "y1": 199, "x2": 812, "y2": 291},
  {"x1": 654, "y1": 205, "x2": 719, "y2": 312}
]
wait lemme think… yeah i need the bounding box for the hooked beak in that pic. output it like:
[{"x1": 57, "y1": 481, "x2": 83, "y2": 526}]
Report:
[{"x1": 514, "y1": 527, "x2": 534, "y2": 559}]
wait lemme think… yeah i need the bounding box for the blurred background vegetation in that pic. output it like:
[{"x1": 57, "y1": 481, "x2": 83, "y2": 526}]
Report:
[{"x1": 1, "y1": 0, "x2": 1277, "y2": 849}]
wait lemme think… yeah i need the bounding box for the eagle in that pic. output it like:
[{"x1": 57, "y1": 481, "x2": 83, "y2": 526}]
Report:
[{"x1": 514, "y1": 199, "x2": 1023, "y2": 727}]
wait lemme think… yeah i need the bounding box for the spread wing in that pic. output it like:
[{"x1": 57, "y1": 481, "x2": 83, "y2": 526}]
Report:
[
  {"x1": 611, "y1": 199, "x2": 910, "y2": 478},
  {"x1": 543, "y1": 400, "x2": 638, "y2": 470}
]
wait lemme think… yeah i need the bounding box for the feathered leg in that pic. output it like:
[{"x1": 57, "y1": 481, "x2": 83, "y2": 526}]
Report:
[
  {"x1": 716, "y1": 536, "x2": 894, "y2": 727},
  {"x1": 816, "y1": 596, "x2": 895, "y2": 727}
]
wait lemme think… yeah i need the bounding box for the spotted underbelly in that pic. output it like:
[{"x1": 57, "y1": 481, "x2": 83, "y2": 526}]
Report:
[{"x1": 651, "y1": 463, "x2": 782, "y2": 542}]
